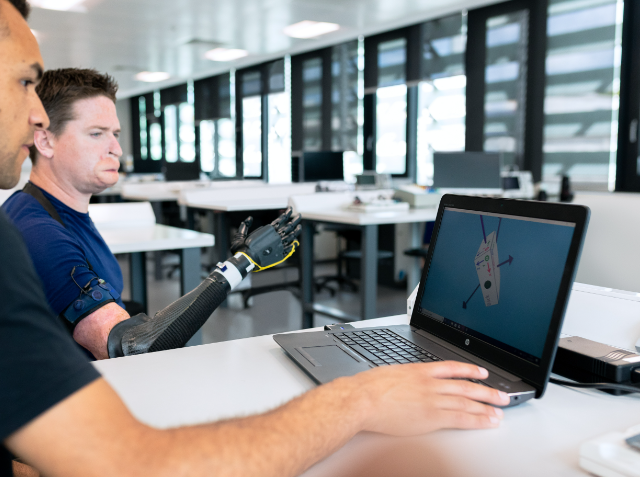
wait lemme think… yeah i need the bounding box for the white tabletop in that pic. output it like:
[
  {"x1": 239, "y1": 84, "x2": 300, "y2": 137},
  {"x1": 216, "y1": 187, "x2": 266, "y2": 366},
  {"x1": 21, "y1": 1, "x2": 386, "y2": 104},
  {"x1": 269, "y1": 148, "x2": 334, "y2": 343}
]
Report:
[
  {"x1": 94, "y1": 283, "x2": 640, "y2": 476},
  {"x1": 183, "y1": 197, "x2": 290, "y2": 212},
  {"x1": 301, "y1": 207, "x2": 438, "y2": 226},
  {"x1": 97, "y1": 224, "x2": 214, "y2": 254}
]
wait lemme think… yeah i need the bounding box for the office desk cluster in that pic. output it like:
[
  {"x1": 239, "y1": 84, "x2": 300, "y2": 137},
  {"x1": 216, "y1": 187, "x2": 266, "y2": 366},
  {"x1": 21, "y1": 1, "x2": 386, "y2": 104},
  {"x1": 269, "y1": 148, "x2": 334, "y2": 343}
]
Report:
[{"x1": 95, "y1": 282, "x2": 640, "y2": 476}]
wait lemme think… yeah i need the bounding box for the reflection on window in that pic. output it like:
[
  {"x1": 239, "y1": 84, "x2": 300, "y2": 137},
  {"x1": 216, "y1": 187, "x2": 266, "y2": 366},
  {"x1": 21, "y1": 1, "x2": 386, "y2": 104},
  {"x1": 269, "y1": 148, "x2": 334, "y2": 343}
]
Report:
[
  {"x1": 138, "y1": 97, "x2": 148, "y2": 159},
  {"x1": 179, "y1": 103, "x2": 195, "y2": 162},
  {"x1": 332, "y1": 40, "x2": 363, "y2": 182},
  {"x1": 376, "y1": 84, "x2": 407, "y2": 174},
  {"x1": 543, "y1": 0, "x2": 622, "y2": 190},
  {"x1": 484, "y1": 11, "x2": 529, "y2": 167},
  {"x1": 243, "y1": 96, "x2": 262, "y2": 177},
  {"x1": 200, "y1": 118, "x2": 236, "y2": 177},
  {"x1": 378, "y1": 38, "x2": 407, "y2": 87},
  {"x1": 149, "y1": 123, "x2": 162, "y2": 160},
  {"x1": 302, "y1": 57, "x2": 322, "y2": 151},
  {"x1": 268, "y1": 92, "x2": 291, "y2": 183},
  {"x1": 164, "y1": 105, "x2": 178, "y2": 163},
  {"x1": 417, "y1": 14, "x2": 467, "y2": 186}
]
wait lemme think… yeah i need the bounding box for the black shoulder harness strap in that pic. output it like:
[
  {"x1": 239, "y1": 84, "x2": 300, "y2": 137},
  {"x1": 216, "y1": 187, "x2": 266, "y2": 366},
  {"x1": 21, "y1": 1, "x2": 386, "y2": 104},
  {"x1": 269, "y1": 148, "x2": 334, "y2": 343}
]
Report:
[{"x1": 22, "y1": 182, "x2": 93, "y2": 270}]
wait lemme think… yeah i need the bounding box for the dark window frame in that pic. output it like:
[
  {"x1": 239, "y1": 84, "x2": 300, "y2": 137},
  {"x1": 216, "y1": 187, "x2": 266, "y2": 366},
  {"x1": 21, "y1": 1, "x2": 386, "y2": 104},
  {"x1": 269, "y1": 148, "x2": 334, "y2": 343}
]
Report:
[{"x1": 466, "y1": 0, "x2": 548, "y2": 183}]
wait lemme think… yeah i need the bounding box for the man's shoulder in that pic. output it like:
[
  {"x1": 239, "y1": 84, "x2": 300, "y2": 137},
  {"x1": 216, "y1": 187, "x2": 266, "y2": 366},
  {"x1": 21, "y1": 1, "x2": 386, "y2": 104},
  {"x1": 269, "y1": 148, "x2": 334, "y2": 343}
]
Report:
[{"x1": 2, "y1": 190, "x2": 60, "y2": 227}]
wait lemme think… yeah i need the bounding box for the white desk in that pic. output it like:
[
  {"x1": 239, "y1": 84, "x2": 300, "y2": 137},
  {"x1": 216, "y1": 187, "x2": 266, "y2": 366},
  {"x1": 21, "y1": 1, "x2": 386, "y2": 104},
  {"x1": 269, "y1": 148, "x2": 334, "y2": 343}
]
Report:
[
  {"x1": 94, "y1": 283, "x2": 640, "y2": 476},
  {"x1": 299, "y1": 206, "x2": 437, "y2": 326}
]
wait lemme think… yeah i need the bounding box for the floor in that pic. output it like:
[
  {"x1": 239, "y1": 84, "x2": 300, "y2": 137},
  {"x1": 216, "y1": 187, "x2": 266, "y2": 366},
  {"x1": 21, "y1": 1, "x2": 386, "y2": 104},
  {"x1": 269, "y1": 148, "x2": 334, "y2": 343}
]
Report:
[{"x1": 117, "y1": 253, "x2": 409, "y2": 345}]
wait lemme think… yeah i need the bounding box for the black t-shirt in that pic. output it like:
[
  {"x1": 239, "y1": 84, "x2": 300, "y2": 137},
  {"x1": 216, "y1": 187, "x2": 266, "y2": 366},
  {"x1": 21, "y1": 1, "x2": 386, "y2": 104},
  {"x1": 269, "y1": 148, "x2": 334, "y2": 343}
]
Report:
[{"x1": 0, "y1": 211, "x2": 100, "y2": 476}]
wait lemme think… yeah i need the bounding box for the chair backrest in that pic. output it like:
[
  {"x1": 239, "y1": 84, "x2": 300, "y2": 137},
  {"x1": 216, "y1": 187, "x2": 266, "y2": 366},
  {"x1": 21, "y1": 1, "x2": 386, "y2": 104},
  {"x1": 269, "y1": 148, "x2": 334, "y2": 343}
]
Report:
[
  {"x1": 572, "y1": 192, "x2": 640, "y2": 293},
  {"x1": 88, "y1": 201, "x2": 156, "y2": 228}
]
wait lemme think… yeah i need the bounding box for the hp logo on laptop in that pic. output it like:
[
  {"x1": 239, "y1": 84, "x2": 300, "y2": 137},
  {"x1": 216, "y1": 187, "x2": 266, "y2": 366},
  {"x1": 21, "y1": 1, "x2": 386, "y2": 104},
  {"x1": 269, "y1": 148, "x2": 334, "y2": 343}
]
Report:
[{"x1": 465, "y1": 339, "x2": 470, "y2": 346}]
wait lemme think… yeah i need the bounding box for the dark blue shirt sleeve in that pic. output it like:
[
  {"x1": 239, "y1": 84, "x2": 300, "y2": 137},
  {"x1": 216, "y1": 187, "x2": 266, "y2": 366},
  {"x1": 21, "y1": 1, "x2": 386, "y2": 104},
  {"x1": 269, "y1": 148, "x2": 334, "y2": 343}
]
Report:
[{"x1": 0, "y1": 211, "x2": 100, "y2": 442}]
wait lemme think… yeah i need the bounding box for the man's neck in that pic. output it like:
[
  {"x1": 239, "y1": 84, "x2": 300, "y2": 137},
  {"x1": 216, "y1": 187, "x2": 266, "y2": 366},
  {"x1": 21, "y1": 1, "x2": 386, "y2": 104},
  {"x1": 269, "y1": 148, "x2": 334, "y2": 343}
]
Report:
[{"x1": 29, "y1": 167, "x2": 91, "y2": 213}]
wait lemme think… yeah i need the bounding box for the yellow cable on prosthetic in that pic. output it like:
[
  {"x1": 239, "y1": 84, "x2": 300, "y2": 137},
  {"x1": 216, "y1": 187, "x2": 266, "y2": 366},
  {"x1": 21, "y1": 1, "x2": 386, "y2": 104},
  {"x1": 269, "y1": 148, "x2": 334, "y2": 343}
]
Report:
[{"x1": 238, "y1": 240, "x2": 300, "y2": 272}]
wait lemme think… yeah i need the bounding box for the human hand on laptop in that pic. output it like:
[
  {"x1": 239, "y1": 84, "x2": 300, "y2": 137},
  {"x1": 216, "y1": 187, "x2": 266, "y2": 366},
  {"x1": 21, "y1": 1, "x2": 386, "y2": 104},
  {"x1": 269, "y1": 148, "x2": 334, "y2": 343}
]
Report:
[{"x1": 347, "y1": 361, "x2": 510, "y2": 436}]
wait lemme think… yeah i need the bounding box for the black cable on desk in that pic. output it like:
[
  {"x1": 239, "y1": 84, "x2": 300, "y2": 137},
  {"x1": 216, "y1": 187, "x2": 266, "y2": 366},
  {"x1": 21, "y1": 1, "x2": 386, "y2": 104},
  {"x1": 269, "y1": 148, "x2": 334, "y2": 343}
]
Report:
[{"x1": 549, "y1": 377, "x2": 640, "y2": 394}]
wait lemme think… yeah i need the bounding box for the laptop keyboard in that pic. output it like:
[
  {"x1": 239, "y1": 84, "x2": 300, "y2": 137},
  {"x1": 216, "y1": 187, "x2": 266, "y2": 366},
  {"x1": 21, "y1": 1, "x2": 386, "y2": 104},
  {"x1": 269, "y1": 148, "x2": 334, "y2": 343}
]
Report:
[{"x1": 332, "y1": 329, "x2": 443, "y2": 366}]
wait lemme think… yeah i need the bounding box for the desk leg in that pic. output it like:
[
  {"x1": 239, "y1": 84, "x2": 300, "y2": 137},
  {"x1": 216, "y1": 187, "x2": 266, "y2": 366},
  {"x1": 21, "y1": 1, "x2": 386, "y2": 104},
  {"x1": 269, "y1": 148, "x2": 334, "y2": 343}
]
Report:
[
  {"x1": 408, "y1": 222, "x2": 421, "y2": 295},
  {"x1": 151, "y1": 201, "x2": 164, "y2": 281},
  {"x1": 181, "y1": 247, "x2": 203, "y2": 347},
  {"x1": 361, "y1": 224, "x2": 378, "y2": 321},
  {"x1": 130, "y1": 252, "x2": 147, "y2": 311},
  {"x1": 301, "y1": 220, "x2": 315, "y2": 329},
  {"x1": 215, "y1": 212, "x2": 230, "y2": 309}
]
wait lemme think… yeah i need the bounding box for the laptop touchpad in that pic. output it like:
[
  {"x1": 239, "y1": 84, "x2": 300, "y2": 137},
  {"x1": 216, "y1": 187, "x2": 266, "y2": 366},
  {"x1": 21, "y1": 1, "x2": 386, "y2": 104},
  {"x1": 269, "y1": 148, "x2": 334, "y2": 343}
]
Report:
[{"x1": 296, "y1": 345, "x2": 360, "y2": 367}]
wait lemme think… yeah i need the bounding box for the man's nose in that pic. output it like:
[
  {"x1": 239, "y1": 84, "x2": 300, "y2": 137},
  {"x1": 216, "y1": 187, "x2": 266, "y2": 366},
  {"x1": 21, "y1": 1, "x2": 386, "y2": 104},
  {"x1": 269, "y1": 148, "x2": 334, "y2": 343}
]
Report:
[{"x1": 31, "y1": 95, "x2": 50, "y2": 131}]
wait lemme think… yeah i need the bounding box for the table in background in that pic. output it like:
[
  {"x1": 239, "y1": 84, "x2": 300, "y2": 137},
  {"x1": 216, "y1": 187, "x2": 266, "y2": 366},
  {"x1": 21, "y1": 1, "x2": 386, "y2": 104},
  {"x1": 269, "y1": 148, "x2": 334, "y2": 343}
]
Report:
[
  {"x1": 299, "y1": 207, "x2": 437, "y2": 327},
  {"x1": 94, "y1": 283, "x2": 640, "y2": 476}
]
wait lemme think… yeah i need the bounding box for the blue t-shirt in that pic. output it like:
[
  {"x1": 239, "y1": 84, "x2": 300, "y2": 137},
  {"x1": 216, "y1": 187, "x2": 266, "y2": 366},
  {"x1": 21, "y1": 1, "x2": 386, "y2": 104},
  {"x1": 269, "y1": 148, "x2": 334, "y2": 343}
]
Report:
[{"x1": 2, "y1": 184, "x2": 125, "y2": 316}]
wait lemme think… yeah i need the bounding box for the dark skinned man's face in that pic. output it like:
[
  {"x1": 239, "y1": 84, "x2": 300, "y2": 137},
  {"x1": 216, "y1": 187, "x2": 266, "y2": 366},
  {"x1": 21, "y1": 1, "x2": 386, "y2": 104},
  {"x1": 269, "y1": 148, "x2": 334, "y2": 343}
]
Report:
[{"x1": 0, "y1": 0, "x2": 48, "y2": 189}]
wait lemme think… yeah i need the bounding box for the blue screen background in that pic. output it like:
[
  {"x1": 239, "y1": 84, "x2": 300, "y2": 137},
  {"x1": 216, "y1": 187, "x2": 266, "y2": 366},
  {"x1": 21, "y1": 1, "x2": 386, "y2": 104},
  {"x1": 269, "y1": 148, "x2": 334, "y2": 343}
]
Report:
[{"x1": 419, "y1": 209, "x2": 575, "y2": 358}]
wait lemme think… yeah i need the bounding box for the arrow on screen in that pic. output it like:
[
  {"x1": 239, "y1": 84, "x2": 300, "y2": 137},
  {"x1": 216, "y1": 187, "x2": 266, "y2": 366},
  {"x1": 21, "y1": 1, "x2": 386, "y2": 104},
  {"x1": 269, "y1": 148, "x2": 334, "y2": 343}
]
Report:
[
  {"x1": 463, "y1": 284, "x2": 480, "y2": 309},
  {"x1": 497, "y1": 255, "x2": 514, "y2": 267}
]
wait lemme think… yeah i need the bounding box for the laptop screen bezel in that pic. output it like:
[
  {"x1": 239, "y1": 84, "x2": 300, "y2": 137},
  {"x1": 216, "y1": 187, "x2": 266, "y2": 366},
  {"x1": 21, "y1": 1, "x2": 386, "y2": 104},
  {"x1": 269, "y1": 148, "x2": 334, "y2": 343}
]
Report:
[{"x1": 410, "y1": 194, "x2": 590, "y2": 398}]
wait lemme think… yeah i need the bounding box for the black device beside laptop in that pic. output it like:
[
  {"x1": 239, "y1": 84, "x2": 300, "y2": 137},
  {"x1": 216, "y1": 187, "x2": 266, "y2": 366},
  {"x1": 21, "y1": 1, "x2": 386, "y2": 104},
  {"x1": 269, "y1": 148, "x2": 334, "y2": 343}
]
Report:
[{"x1": 274, "y1": 194, "x2": 590, "y2": 407}]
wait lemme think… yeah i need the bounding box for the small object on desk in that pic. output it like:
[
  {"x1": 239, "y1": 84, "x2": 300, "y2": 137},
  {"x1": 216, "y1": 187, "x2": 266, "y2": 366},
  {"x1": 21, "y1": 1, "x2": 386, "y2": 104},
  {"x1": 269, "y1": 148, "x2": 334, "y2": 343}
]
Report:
[
  {"x1": 355, "y1": 171, "x2": 392, "y2": 190},
  {"x1": 393, "y1": 185, "x2": 443, "y2": 208},
  {"x1": 345, "y1": 197, "x2": 410, "y2": 213},
  {"x1": 580, "y1": 424, "x2": 640, "y2": 477}
]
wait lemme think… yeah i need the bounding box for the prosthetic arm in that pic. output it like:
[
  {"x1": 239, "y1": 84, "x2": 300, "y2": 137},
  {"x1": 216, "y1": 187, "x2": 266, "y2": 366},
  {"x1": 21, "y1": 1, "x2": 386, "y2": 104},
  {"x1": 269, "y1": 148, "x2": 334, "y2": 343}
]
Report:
[{"x1": 106, "y1": 208, "x2": 301, "y2": 358}]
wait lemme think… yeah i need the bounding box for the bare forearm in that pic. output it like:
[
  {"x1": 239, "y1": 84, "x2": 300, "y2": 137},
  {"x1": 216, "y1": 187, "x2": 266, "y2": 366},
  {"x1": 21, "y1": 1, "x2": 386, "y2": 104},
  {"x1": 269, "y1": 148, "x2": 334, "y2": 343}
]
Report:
[{"x1": 156, "y1": 376, "x2": 368, "y2": 477}]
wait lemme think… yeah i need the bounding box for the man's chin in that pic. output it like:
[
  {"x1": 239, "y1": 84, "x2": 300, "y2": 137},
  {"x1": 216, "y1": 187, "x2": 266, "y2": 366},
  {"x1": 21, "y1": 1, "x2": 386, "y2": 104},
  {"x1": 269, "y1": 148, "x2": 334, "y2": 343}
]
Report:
[{"x1": 0, "y1": 151, "x2": 26, "y2": 190}]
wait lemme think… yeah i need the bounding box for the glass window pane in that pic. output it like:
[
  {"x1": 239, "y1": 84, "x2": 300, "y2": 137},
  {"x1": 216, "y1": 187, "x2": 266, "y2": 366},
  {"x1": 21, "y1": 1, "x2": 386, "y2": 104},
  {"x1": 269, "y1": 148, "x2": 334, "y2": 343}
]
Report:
[
  {"x1": 179, "y1": 103, "x2": 195, "y2": 162},
  {"x1": 268, "y1": 92, "x2": 291, "y2": 183},
  {"x1": 376, "y1": 84, "x2": 407, "y2": 174},
  {"x1": 302, "y1": 57, "x2": 323, "y2": 151},
  {"x1": 164, "y1": 105, "x2": 178, "y2": 163},
  {"x1": 483, "y1": 10, "x2": 529, "y2": 168},
  {"x1": 149, "y1": 122, "x2": 162, "y2": 160},
  {"x1": 332, "y1": 40, "x2": 364, "y2": 182},
  {"x1": 217, "y1": 118, "x2": 236, "y2": 177},
  {"x1": 417, "y1": 14, "x2": 467, "y2": 186},
  {"x1": 378, "y1": 38, "x2": 407, "y2": 87},
  {"x1": 543, "y1": 0, "x2": 622, "y2": 190},
  {"x1": 242, "y1": 96, "x2": 262, "y2": 177},
  {"x1": 200, "y1": 120, "x2": 215, "y2": 173},
  {"x1": 138, "y1": 97, "x2": 148, "y2": 159}
]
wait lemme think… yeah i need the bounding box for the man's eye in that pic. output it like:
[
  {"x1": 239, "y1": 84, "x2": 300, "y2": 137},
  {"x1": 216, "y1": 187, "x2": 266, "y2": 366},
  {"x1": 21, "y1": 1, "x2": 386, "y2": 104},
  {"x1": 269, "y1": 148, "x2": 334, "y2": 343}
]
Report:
[
  {"x1": 91, "y1": 132, "x2": 102, "y2": 137},
  {"x1": 21, "y1": 79, "x2": 35, "y2": 88}
]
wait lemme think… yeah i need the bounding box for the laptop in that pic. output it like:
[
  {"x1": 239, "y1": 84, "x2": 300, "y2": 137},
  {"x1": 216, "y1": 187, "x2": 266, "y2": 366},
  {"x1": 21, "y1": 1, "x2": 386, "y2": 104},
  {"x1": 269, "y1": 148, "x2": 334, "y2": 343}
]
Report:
[{"x1": 274, "y1": 194, "x2": 590, "y2": 407}]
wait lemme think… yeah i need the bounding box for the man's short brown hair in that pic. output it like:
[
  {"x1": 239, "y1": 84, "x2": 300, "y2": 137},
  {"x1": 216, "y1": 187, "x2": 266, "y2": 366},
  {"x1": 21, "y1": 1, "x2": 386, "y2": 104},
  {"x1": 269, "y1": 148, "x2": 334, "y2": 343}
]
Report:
[{"x1": 30, "y1": 68, "x2": 118, "y2": 162}]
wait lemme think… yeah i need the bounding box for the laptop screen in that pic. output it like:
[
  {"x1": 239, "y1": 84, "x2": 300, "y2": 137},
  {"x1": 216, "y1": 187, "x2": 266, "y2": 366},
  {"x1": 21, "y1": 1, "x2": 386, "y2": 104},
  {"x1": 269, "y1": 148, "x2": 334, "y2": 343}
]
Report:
[{"x1": 417, "y1": 207, "x2": 576, "y2": 365}]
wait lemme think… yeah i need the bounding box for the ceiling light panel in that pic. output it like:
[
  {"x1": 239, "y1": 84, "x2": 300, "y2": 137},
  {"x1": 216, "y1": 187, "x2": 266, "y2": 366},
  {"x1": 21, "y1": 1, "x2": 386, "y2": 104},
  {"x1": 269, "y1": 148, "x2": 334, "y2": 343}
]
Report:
[
  {"x1": 29, "y1": 0, "x2": 86, "y2": 12},
  {"x1": 204, "y1": 48, "x2": 249, "y2": 62},
  {"x1": 283, "y1": 21, "x2": 340, "y2": 39},
  {"x1": 135, "y1": 72, "x2": 171, "y2": 83}
]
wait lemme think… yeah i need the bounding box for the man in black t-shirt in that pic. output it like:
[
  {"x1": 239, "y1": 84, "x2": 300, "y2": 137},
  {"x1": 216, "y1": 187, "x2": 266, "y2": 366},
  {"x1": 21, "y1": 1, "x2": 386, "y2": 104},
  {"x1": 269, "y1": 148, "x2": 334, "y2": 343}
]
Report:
[{"x1": 0, "y1": 1, "x2": 509, "y2": 476}]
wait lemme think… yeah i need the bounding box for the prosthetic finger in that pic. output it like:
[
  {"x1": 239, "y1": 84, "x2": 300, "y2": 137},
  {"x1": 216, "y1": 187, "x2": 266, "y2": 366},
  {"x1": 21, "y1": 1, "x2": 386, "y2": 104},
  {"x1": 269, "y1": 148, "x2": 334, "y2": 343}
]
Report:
[
  {"x1": 271, "y1": 207, "x2": 293, "y2": 229},
  {"x1": 282, "y1": 225, "x2": 302, "y2": 247},
  {"x1": 230, "y1": 216, "x2": 253, "y2": 253},
  {"x1": 277, "y1": 214, "x2": 302, "y2": 237}
]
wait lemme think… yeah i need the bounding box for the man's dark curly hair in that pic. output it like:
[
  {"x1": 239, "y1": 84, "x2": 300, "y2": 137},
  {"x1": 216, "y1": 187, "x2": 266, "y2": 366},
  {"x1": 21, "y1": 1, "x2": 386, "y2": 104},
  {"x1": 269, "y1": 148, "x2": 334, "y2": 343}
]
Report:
[{"x1": 30, "y1": 68, "x2": 119, "y2": 162}]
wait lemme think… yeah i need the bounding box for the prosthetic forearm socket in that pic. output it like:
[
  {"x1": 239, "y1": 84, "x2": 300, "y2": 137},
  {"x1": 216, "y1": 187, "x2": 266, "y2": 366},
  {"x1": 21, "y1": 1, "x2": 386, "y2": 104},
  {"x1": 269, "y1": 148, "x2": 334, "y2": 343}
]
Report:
[{"x1": 107, "y1": 253, "x2": 254, "y2": 358}]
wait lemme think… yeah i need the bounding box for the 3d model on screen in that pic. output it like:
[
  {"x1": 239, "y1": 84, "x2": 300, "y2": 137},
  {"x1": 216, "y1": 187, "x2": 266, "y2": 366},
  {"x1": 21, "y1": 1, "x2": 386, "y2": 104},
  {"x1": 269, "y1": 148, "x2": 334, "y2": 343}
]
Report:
[{"x1": 463, "y1": 216, "x2": 514, "y2": 309}]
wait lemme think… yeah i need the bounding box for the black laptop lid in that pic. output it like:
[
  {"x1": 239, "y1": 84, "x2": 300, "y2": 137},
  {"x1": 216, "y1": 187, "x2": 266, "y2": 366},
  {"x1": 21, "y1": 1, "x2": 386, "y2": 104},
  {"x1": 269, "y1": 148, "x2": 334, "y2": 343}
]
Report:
[{"x1": 410, "y1": 195, "x2": 589, "y2": 398}]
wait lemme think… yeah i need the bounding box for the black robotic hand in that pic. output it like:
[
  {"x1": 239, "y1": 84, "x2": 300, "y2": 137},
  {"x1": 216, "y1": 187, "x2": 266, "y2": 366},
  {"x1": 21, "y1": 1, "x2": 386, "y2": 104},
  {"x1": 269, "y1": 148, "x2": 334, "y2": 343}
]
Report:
[{"x1": 230, "y1": 206, "x2": 302, "y2": 271}]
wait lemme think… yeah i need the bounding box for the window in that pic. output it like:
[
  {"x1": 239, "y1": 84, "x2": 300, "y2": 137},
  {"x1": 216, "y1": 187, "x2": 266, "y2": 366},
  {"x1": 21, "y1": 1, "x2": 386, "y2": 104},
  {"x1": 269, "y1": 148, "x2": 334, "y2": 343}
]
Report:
[
  {"x1": 416, "y1": 14, "x2": 468, "y2": 185},
  {"x1": 195, "y1": 74, "x2": 236, "y2": 178},
  {"x1": 267, "y1": 59, "x2": 291, "y2": 184},
  {"x1": 543, "y1": 0, "x2": 623, "y2": 190},
  {"x1": 130, "y1": 92, "x2": 162, "y2": 172},
  {"x1": 302, "y1": 57, "x2": 323, "y2": 151}
]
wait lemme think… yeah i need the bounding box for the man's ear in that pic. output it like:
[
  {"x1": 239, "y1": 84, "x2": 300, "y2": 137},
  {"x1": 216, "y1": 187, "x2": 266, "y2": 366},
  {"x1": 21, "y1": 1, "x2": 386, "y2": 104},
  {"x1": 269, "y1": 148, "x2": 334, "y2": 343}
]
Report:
[{"x1": 33, "y1": 130, "x2": 55, "y2": 159}]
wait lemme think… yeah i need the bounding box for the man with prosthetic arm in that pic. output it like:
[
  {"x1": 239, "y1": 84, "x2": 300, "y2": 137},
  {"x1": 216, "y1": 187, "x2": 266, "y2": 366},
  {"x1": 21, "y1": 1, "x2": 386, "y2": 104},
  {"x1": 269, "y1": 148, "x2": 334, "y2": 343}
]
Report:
[{"x1": 2, "y1": 67, "x2": 301, "y2": 359}]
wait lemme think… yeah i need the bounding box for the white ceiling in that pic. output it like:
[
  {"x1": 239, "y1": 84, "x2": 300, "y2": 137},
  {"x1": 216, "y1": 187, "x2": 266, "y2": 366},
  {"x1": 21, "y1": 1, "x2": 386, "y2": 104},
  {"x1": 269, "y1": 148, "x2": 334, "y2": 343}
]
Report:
[{"x1": 28, "y1": 0, "x2": 497, "y2": 98}]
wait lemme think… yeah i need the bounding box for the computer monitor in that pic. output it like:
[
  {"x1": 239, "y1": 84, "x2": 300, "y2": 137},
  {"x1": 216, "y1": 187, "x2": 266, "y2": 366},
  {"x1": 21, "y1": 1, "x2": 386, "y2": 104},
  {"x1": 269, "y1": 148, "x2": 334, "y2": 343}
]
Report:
[
  {"x1": 433, "y1": 152, "x2": 503, "y2": 194},
  {"x1": 296, "y1": 151, "x2": 344, "y2": 182},
  {"x1": 164, "y1": 162, "x2": 201, "y2": 182}
]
